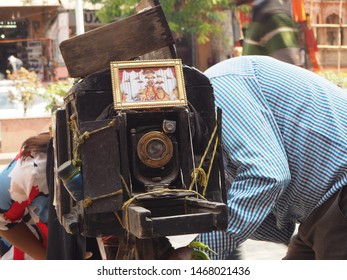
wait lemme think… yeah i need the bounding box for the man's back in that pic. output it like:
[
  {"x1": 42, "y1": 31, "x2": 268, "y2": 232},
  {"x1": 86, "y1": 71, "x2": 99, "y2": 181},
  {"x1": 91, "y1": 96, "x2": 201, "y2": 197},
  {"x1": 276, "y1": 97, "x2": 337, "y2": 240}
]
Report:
[{"x1": 202, "y1": 56, "x2": 347, "y2": 257}]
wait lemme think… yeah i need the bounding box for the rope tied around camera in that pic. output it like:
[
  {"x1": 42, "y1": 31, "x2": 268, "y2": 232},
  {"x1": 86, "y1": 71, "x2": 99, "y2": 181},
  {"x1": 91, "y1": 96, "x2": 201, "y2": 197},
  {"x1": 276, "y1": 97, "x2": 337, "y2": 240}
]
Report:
[
  {"x1": 68, "y1": 115, "x2": 127, "y2": 209},
  {"x1": 69, "y1": 114, "x2": 118, "y2": 161},
  {"x1": 189, "y1": 122, "x2": 219, "y2": 197},
  {"x1": 82, "y1": 176, "x2": 131, "y2": 209},
  {"x1": 83, "y1": 189, "x2": 123, "y2": 208},
  {"x1": 122, "y1": 188, "x2": 206, "y2": 231}
]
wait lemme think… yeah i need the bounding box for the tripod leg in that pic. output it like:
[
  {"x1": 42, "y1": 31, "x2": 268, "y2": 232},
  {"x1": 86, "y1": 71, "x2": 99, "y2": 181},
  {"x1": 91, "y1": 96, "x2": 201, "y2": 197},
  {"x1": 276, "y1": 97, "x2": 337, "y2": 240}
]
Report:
[
  {"x1": 135, "y1": 236, "x2": 174, "y2": 259},
  {"x1": 116, "y1": 233, "x2": 136, "y2": 259},
  {"x1": 135, "y1": 238, "x2": 156, "y2": 259}
]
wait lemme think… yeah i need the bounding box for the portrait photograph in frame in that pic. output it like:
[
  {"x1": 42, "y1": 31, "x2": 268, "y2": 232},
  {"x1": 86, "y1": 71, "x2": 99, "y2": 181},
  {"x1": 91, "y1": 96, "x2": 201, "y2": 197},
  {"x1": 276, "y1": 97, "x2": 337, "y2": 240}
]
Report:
[{"x1": 110, "y1": 59, "x2": 188, "y2": 110}]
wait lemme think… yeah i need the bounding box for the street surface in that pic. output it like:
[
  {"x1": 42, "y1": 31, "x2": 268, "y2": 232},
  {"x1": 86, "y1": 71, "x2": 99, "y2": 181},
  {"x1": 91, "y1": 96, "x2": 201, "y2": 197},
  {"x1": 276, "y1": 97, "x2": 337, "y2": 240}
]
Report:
[
  {"x1": 240, "y1": 239, "x2": 287, "y2": 260},
  {"x1": 169, "y1": 234, "x2": 287, "y2": 260}
]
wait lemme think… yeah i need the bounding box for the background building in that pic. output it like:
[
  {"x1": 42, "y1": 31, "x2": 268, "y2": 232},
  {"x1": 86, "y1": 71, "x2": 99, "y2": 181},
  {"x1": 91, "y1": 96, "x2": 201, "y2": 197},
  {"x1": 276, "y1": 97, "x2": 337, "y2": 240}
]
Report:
[
  {"x1": 305, "y1": 0, "x2": 347, "y2": 70},
  {"x1": 0, "y1": 0, "x2": 102, "y2": 81},
  {"x1": 231, "y1": 0, "x2": 347, "y2": 71},
  {"x1": 0, "y1": 1, "x2": 346, "y2": 79}
]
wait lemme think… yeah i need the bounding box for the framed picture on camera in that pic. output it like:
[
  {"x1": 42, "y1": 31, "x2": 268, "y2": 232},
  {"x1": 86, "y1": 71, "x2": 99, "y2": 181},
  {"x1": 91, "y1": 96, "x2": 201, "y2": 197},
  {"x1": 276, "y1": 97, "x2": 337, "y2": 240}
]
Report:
[{"x1": 110, "y1": 59, "x2": 188, "y2": 110}]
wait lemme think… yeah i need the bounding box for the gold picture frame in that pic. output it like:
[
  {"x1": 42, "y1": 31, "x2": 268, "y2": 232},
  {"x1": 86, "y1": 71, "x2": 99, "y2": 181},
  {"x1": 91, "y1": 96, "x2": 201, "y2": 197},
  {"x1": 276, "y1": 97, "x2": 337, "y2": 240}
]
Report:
[{"x1": 110, "y1": 59, "x2": 187, "y2": 110}]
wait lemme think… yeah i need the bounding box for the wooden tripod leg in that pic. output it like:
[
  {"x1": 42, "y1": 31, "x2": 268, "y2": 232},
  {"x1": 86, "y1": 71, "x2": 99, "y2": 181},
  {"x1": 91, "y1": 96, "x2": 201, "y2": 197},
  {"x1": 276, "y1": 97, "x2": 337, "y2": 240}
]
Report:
[
  {"x1": 135, "y1": 238, "x2": 156, "y2": 260},
  {"x1": 115, "y1": 233, "x2": 136, "y2": 260},
  {"x1": 135, "y1": 237, "x2": 174, "y2": 259}
]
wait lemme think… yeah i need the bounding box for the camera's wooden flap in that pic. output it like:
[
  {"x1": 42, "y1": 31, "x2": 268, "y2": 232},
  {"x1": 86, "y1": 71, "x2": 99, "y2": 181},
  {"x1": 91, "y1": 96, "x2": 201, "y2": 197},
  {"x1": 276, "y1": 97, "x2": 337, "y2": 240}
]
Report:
[{"x1": 59, "y1": 4, "x2": 175, "y2": 78}]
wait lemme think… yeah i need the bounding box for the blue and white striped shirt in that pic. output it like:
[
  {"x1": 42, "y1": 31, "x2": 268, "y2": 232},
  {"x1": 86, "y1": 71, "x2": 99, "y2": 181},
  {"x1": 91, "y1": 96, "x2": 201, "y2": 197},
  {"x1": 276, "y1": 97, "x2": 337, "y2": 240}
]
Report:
[{"x1": 199, "y1": 56, "x2": 347, "y2": 259}]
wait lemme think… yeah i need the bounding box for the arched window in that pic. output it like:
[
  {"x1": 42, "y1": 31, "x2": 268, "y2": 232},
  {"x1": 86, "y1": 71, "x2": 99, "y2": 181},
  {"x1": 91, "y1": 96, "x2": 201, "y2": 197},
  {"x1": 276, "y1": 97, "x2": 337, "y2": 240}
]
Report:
[{"x1": 326, "y1": 13, "x2": 340, "y2": 45}]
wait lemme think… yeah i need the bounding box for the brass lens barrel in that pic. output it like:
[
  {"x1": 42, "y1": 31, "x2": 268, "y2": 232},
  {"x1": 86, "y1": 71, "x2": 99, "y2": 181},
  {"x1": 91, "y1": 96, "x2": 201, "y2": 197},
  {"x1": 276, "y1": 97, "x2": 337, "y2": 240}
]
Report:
[{"x1": 137, "y1": 131, "x2": 173, "y2": 168}]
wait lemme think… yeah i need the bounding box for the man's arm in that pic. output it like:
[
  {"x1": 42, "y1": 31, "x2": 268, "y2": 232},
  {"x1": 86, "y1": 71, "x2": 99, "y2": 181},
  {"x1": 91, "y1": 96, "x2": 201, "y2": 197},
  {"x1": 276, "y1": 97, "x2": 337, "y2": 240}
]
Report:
[
  {"x1": 0, "y1": 222, "x2": 46, "y2": 260},
  {"x1": 206, "y1": 69, "x2": 291, "y2": 247}
]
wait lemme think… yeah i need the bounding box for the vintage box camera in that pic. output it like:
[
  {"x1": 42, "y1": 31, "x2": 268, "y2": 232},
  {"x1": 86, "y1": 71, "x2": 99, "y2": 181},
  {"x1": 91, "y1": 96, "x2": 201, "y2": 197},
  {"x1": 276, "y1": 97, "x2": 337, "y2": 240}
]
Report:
[
  {"x1": 123, "y1": 108, "x2": 191, "y2": 192},
  {"x1": 53, "y1": 60, "x2": 228, "y2": 239}
]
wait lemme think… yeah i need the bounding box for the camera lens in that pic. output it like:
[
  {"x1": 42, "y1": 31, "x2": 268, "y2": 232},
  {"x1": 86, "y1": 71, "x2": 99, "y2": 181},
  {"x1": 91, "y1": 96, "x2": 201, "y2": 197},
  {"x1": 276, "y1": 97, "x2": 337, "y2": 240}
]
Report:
[
  {"x1": 146, "y1": 139, "x2": 166, "y2": 160},
  {"x1": 137, "y1": 131, "x2": 173, "y2": 168}
]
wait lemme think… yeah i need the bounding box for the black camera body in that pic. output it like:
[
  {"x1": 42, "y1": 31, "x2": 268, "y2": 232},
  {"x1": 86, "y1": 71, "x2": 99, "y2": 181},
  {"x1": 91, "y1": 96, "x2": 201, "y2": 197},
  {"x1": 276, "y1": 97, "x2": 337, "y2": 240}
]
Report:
[
  {"x1": 53, "y1": 65, "x2": 227, "y2": 239},
  {"x1": 125, "y1": 108, "x2": 189, "y2": 192}
]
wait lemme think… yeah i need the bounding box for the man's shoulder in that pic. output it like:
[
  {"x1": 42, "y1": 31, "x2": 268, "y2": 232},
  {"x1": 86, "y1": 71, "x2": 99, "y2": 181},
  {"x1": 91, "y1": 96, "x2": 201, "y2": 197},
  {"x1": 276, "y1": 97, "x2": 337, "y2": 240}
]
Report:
[{"x1": 204, "y1": 56, "x2": 279, "y2": 80}]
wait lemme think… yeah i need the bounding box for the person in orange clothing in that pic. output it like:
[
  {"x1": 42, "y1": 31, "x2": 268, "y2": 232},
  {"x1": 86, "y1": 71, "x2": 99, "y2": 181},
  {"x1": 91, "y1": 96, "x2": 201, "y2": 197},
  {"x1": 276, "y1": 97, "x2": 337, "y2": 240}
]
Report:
[{"x1": 292, "y1": 4, "x2": 320, "y2": 72}]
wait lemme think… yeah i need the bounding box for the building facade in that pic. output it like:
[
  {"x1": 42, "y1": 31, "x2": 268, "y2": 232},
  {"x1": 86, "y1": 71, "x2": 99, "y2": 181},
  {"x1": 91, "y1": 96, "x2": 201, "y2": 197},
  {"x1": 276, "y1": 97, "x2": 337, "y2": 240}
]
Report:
[
  {"x1": 0, "y1": 0, "x2": 102, "y2": 81},
  {"x1": 305, "y1": 0, "x2": 347, "y2": 70},
  {"x1": 1, "y1": 1, "x2": 345, "y2": 78},
  {"x1": 230, "y1": 0, "x2": 347, "y2": 71}
]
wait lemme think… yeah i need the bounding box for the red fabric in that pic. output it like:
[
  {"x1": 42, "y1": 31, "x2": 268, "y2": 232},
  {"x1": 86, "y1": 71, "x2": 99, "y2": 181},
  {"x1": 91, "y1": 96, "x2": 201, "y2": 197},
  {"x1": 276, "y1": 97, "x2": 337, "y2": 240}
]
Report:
[
  {"x1": 13, "y1": 247, "x2": 25, "y2": 260},
  {"x1": 36, "y1": 222, "x2": 48, "y2": 248},
  {"x1": 308, "y1": 47, "x2": 320, "y2": 72},
  {"x1": 305, "y1": 29, "x2": 319, "y2": 52},
  {"x1": 14, "y1": 151, "x2": 23, "y2": 161},
  {"x1": 3, "y1": 186, "x2": 39, "y2": 223},
  {"x1": 239, "y1": 11, "x2": 251, "y2": 27}
]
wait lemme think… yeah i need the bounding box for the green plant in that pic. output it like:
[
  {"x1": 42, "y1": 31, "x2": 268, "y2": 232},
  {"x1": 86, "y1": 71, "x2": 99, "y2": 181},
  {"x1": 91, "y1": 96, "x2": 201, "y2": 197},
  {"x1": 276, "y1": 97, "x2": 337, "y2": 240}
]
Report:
[
  {"x1": 319, "y1": 70, "x2": 347, "y2": 89},
  {"x1": 6, "y1": 67, "x2": 43, "y2": 116},
  {"x1": 42, "y1": 79, "x2": 74, "y2": 113},
  {"x1": 88, "y1": 0, "x2": 238, "y2": 43}
]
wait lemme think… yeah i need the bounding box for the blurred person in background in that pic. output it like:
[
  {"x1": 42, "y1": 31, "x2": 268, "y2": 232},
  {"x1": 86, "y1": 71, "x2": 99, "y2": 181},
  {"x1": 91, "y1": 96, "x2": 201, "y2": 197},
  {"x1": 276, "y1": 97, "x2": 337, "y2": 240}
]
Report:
[
  {"x1": 7, "y1": 55, "x2": 23, "y2": 74},
  {"x1": 0, "y1": 133, "x2": 50, "y2": 260},
  {"x1": 236, "y1": 0, "x2": 301, "y2": 66},
  {"x1": 0, "y1": 128, "x2": 102, "y2": 260}
]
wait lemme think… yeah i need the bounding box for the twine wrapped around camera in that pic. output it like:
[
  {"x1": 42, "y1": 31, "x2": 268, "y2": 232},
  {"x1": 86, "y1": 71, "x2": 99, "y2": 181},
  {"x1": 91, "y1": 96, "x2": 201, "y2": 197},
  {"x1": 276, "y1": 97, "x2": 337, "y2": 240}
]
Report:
[
  {"x1": 121, "y1": 120, "x2": 219, "y2": 231},
  {"x1": 82, "y1": 175, "x2": 131, "y2": 209},
  {"x1": 69, "y1": 114, "x2": 128, "y2": 208},
  {"x1": 189, "y1": 122, "x2": 219, "y2": 197},
  {"x1": 121, "y1": 188, "x2": 206, "y2": 231},
  {"x1": 69, "y1": 110, "x2": 220, "y2": 233},
  {"x1": 69, "y1": 113, "x2": 118, "y2": 161}
]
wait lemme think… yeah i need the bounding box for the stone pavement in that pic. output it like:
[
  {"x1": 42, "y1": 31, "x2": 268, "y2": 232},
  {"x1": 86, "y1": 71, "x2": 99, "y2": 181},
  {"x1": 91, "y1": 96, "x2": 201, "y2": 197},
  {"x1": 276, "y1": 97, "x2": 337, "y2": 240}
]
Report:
[
  {"x1": 169, "y1": 234, "x2": 288, "y2": 260},
  {"x1": 240, "y1": 239, "x2": 287, "y2": 260}
]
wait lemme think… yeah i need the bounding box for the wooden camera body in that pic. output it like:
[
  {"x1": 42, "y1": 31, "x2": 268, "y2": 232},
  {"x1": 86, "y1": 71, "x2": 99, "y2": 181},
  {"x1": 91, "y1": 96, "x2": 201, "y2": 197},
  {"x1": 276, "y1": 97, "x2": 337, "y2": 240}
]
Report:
[{"x1": 52, "y1": 1, "x2": 228, "y2": 240}]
